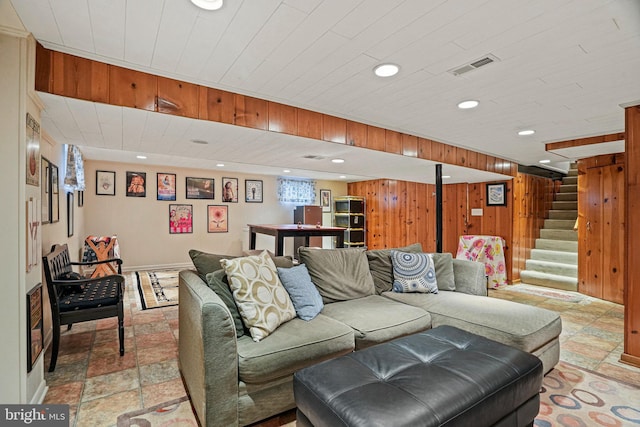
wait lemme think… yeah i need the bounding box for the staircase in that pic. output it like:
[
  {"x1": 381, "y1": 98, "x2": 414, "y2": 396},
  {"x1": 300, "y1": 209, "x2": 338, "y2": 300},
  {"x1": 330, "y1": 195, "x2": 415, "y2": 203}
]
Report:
[{"x1": 520, "y1": 165, "x2": 578, "y2": 291}]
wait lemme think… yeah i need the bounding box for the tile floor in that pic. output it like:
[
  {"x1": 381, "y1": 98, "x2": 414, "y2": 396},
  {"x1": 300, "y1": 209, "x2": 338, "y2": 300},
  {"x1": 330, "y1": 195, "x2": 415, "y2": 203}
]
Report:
[{"x1": 42, "y1": 275, "x2": 640, "y2": 427}]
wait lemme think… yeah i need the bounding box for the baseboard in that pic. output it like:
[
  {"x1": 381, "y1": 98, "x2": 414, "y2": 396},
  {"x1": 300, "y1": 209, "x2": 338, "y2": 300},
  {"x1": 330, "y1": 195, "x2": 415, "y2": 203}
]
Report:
[
  {"x1": 122, "y1": 262, "x2": 192, "y2": 273},
  {"x1": 620, "y1": 352, "x2": 640, "y2": 368},
  {"x1": 30, "y1": 380, "x2": 48, "y2": 404}
]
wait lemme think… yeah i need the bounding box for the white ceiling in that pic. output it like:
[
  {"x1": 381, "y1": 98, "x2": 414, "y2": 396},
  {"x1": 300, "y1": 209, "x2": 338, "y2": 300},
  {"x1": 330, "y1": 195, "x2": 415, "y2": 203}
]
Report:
[{"x1": 11, "y1": 0, "x2": 640, "y2": 182}]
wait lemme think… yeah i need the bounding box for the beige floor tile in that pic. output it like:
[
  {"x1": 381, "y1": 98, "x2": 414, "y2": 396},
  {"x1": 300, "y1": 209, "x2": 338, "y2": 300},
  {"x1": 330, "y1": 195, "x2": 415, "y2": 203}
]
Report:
[{"x1": 82, "y1": 367, "x2": 140, "y2": 402}]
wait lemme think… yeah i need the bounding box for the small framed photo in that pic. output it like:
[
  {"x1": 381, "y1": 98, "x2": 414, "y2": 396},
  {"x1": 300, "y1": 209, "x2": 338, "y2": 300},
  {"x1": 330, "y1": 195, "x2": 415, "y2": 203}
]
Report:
[
  {"x1": 126, "y1": 171, "x2": 146, "y2": 197},
  {"x1": 26, "y1": 283, "x2": 43, "y2": 373},
  {"x1": 67, "y1": 192, "x2": 74, "y2": 237},
  {"x1": 486, "y1": 182, "x2": 507, "y2": 206},
  {"x1": 169, "y1": 204, "x2": 193, "y2": 234},
  {"x1": 186, "y1": 177, "x2": 214, "y2": 199},
  {"x1": 26, "y1": 113, "x2": 40, "y2": 187},
  {"x1": 157, "y1": 173, "x2": 177, "y2": 201},
  {"x1": 320, "y1": 189, "x2": 332, "y2": 212},
  {"x1": 245, "y1": 179, "x2": 263, "y2": 203},
  {"x1": 51, "y1": 164, "x2": 59, "y2": 223},
  {"x1": 222, "y1": 177, "x2": 238, "y2": 203},
  {"x1": 208, "y1": 205, "x2": 228, "y2": 233},
  {"x1": 78, "y1": 190, "x2": 84, "y2": 207},
  {"x1": 96, "y1": 170, "x2": 116, "y2": 196},
  {"x1": 41, "y1": 157, "x2": 50, "y2": 224}
]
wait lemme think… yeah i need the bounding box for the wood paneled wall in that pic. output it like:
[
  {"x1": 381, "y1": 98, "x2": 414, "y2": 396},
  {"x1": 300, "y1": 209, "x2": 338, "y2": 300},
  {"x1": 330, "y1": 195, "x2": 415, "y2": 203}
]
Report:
[
  {"x1": 34, "y1": 44, "x2": 518, "y2": 177},
  {"x1": 349, "y1": 172, "x2": 553, "y2": 284}
]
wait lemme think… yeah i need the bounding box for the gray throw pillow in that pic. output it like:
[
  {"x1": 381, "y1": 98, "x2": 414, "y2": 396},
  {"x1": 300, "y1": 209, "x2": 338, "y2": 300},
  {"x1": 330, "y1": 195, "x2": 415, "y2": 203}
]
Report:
[
  {"x1": 189, "y1": 249, "x2": 233, "y2": 281},
  {"x1": 430, "y1": 252, "x2": 456, "y2": 291},
  {"x1": 366, "y1": 243, "x2": 423, "y2": 294},
  {"x1": 277, "y1": 264, "x2": 324, "y2": 321},
  {"x1": 205, "y1": 269, "x2": 246, "y2": 338},
  {"x1": 298, "y1": 247, "x2": 375, "y2": 303},
  {"x1": 391, "y1": 251, "x2": 438, "y2": 294}
]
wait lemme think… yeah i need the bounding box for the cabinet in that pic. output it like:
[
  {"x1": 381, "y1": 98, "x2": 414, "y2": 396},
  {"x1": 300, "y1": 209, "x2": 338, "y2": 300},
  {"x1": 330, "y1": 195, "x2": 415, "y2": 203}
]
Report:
[
  {"x1": 293, "y1": 205, "x2": 323, "y2": 255},
  {"x1": 334, "y1": 196, "x2": 365, "y2": 247}
]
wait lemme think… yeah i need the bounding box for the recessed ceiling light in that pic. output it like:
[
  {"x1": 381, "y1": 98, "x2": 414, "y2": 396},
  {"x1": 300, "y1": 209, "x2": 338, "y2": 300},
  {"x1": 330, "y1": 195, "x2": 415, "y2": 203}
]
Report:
[
  {"x1": 374, "y1": 63, "x2": 399, "y2": 77},
  {"x1": 518, "y1": 130, "x2": 535, "y2": 136},
  {"x1": 442, "y1": 175, "x2": 451, "y2": 179},
  {"x1": 190, "y1": 0, "x2": 223, "y2": 10},
  {"x1": 191, "y1": 139, "x2": 209, "y2": 144},
  {"x1": 339, "y1": 175, "x2": 347, "y2": 179},
  {"x1": 136, "y1": 155, "x2": 147, "y2": 159},
  {"x1": 539, "y1": 159, "x2": 551, "y2": 164},
  {"x1": 457, "y1": 100, "x2": 479, "y2": 109},
  {"x1": 216, "y1": 163, "x2": 224, "y2": 167},
  {"x1": 283, "y1": 169, "x2": 291, "y2": 173},
  {"x1": 331, "y1": 158, "x2": 345, "y2": 163}
]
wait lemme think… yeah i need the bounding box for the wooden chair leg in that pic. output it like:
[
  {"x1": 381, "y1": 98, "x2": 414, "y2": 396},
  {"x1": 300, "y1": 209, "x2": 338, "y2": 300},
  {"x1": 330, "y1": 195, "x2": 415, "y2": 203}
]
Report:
[
  {"x1": 118, "y1": 304, "x2": 125, "y2": 356},
  {"x1": 49, "y1": 324, "x2": 61, "y2": 372}
]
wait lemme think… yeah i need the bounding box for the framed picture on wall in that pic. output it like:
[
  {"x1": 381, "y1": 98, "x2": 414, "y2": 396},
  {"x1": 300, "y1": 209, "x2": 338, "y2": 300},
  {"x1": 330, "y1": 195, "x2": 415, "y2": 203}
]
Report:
[
  {"x1": 26, "y1": 113, "x2": 40, "y2": 187},
  {"x1": 208, "y1": 205, "x2": 228, "y2": 233},
  {"x1": 245, "y1": 180, "x2": 263, "y2": 203},
  {"x1": 157, "y1": 173, "x2": 177, "y2": 201},
  {"x1": 486, "y1": 182, "x2": 507, "y2": 206},
  {"x1": 26, "y1": 283, "x2": 43, "y2": 373},
  {"x1": 186, "y1": 177, "x2": 214, "y2": 199},
  {"x1": 320, "y1": 189, "x2": 331, "y2": 212},
  {"x1": 51, "y1": 163, "x2": 59, "y2": 223},
  {"x1": 126, "y1": 171, "x2": 146, "y2": 197},
  {"x1": 169, "y1": 204, "x2": 193, "y2": 234},
  {"x1": 222, "y1": 177, "x2": 238, "y2": 203},
  {"x1": 41, "y1": 157, "x2": 50, "y2": 224},
  {"x1": 67, "y1": 192, "x2": 74, "y2": 237},
  {"x1": 96, "y1": 170, "x2": 116, "y2": 196}
]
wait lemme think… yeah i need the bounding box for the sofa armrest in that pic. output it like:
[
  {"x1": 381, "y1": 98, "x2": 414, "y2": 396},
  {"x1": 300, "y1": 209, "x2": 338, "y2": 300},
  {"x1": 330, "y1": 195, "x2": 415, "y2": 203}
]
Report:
[
  {"x1": 179, "y1": 270, "x2": 239, "y2": 427},
  {"x1": 452, "y1": 259, "x2": 487, "y2": 296}
]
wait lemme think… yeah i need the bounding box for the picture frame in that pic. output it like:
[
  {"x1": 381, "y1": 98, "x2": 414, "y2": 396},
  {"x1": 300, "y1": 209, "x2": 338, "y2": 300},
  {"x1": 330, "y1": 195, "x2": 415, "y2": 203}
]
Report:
[
  {"x1": 245, "y1": 179, "x2": 263, "y2": 203},
  {"x1": 26, "y1": 283, "x2": 43, "y2": 373},
  {"x1": 186, "y1": 177, "x2": 215, "y2": 199},
  {"x1": 96, "y1": 170, "x2": 116, "y2": 196},
  {"x1": 26, "y1": 197, "x2": 39, "y2": 272},
  {"x1": 41, "y1": 157, "x2": 50, "y2": 224},
  {"x1": 126, "y1": 171, "x2": 146, "y2": 197},
  {"x1": 207, "y1": 205, "x2": 228, "y2": 233},
  {"x1": 50, "y1": 163, "x2": 59, "y2": 223},
  {"x1": 320, "y1": 189, "x2": 332, "y2": 212},
  {"x1": 26, "y1": 113, "x2": 40, "y2": 187},
  {"x1": 486, "y1": 182, "x2": 507, "y2": 206},
  {"x1": 222, "y1": 177, "x2": 238, "y2": 203},
  {"x1": 169, "y1": 204, "x2": 193, "y2": 234},
  {"x1": 157, "y1": 173, "x2": 177, "y2": 201},
  {"x1": 78, "y1": 190, "x2": 84, "y2": 207},
  {"x1": 67, "y1": 192, "x2": 74, "y2": 237}
]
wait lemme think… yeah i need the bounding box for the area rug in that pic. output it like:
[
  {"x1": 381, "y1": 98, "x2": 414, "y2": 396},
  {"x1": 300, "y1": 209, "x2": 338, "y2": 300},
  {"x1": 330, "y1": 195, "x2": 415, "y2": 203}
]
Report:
[
  {"x1": 501, "y1": 284, "x2": 585, "y2": 303},
  {"x1": 117, "y1": 396, "x2": 197, "y2": 426},
  {"x1": 535, "y1": 361, "x2": 640, "y2": 426},
  {"x1": 135, "y1": 270, "x2": 179, "y2": 310}
]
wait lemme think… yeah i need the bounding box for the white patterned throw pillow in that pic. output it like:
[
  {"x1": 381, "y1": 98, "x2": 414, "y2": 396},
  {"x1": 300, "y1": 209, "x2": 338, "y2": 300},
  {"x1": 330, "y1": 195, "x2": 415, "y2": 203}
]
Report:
[
  {"x1": 390, "y1": 251, "x2": 438, "y2": 294},
  {"x1": 221, "y1": 250, "x2": 296, "y2": 342}
]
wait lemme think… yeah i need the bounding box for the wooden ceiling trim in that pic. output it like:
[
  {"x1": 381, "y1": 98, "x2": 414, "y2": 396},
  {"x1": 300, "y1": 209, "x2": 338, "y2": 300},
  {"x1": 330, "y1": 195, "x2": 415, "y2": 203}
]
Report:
[{"x1": 545, "y1": 132, "x2": 625, "y2": 151}]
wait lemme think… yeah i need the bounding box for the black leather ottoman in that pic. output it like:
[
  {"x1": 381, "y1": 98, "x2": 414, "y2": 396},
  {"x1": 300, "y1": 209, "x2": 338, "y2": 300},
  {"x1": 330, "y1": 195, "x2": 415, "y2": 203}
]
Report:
[{"x1": 293, "y1": 325, "x2": 543, "y2": 427}]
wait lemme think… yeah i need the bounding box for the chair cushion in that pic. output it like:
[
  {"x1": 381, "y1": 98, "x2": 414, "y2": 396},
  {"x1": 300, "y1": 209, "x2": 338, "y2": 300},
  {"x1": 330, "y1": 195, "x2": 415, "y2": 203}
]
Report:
[
  {"x1": 277, "y1": 264, "x2": 324, "y2": 321},
  {"x1": 391, "y1": 251, "x2": 438, "y2": 294},
  {"x1": 58, "y1": 278, "x2": 120, "y2": 311},
  {"x1": 365, "y1": 243, "x2": 423, "y2": 294},
  {"x1": 321, "y1": 295, "x2": 431, "y2": 349}
]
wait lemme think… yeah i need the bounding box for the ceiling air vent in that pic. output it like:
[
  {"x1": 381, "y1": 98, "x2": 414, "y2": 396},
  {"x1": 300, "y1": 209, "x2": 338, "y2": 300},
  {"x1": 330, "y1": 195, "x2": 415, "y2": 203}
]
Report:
[
  {"x1": 449, "y1": 54, "x2": 500, "y2": 76},
  {"x1": 303, "y1": 155, "x2": 326, "y2": 160}
]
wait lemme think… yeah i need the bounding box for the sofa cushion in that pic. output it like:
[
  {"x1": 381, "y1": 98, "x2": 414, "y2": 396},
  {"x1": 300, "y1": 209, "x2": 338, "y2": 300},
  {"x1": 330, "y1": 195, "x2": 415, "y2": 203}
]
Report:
[
  {"x1": 365, "y1": 243, "x2": 423, "y2": 294},
  {"x1": 277, "y1": 264, "x2": 324, "y2": 321},
  {"x1": 222, "y1": 250, "x2": 296, "y2": 342},
  {"x1": 382, "y1": 291, "x2": 562, "y2": 354},
  {"x1": 298, "y1": 247, "x2": 375, "y2": 303},
  {"x1": 321, "y1": 295, "x2": 431, "y2": 349},
  {"x1": 430, "y1": 252, "x2": 456, "y2": 291},
  {"x1": 391, "y1": 251, "x2": 438, "y2": 294},
  {"x1": 189, "y1": 249, "x2": 233, "y2": 280},
  {"x1": 205, "y1": 270, "x2": 246, "y2": 338},
  {"x1": 237, "y1": 314, "x2": 355, "y2": 384}
]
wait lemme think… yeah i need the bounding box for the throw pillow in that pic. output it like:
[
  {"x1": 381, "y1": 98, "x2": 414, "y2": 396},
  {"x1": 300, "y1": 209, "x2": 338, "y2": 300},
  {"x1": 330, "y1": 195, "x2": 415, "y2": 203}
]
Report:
[
  {"x1": 391, "y1": 251, "x2": 438, "y2": 294},
  {"x1": 298, "y1": 247, "x2": 375, "y2": 303},
  {"x1": 221, "y1": 250, "x2": 296, "y2": 342},
  {"x1": 277, "y1": 264, "x2": 324, "y2": 321},
  {"x1": 58, "y1": 271, "x2": 85, "y2": 296},
  {"x1": 205, "y1": 270, "x2": 246, "y2": 338},
  {"x1": 429, "y1": 252, "x2": 456, "y2": 291},
  {"x1": 366, "y1": 243, "x2": 423, "y2": 294},
  {"x1": 189, "y1": 249, "x2": 234, "y2": 281},
  {"x1": 242, "y1": 249, "x2": 295, "y2": 269}
]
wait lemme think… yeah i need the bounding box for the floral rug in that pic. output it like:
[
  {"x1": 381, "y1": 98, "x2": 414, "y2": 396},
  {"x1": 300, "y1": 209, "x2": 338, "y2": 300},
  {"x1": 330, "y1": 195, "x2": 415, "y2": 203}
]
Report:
[
  {"x1": 135, "y1": 270, "x2": 179, "y2": 310},
  {"x1": 536, "y1": 361, "x2": 640, "y2": 426},
  {"x1": 117, "y1": 396, "x2": 196, "y2": 426}
]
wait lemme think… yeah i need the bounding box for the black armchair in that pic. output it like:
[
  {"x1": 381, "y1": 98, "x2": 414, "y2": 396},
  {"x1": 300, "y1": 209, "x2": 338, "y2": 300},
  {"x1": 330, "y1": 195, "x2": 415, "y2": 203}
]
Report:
[{"x1": 42, "y1": 243, "x2": 125, "y2": 372}]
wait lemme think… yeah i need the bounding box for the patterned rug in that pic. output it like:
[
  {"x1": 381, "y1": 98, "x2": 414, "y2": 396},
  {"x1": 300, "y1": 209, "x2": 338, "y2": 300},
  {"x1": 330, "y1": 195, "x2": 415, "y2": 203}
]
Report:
[
  {"x1": 501, "y1": 284, "x2": 585, "y2": 303},
  {"x1": 536, "y1": 361, "x2": 640, "y2": 426},
  {"x1": 135, "y1": 270, "x2": 179, "y2": 310},
  {"x1": 117, "y1": 396, "x2": 196, "y2": 426}
]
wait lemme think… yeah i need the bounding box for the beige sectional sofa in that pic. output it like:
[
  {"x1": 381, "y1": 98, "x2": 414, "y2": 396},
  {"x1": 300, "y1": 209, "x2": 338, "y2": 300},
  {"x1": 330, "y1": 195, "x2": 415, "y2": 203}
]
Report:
[{"x1": 178, "y1": 245, "x2": 561, "y2": 427}]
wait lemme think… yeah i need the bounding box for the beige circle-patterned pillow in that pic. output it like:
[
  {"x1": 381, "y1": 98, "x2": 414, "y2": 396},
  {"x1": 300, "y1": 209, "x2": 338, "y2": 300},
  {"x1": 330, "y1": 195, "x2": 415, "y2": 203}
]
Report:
[{"x1": 221, "y1": 250, "x2": 296, "y2": 342}]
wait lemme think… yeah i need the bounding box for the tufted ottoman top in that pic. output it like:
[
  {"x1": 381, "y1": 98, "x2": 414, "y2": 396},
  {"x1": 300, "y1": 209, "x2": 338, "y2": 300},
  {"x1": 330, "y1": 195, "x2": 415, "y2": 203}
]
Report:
[{"x1": 294, "y1": 325, "x2": 543, "y2": 427}]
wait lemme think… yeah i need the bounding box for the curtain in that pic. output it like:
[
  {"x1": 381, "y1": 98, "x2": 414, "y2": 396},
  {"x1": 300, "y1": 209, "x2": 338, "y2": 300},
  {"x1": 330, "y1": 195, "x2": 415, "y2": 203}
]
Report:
[
  {"x1": 277, "y1": 177, "x2": 316, "y2": 205},
  {"x1": 64, "y1": 145, "x2": 86, "y2": 191}
]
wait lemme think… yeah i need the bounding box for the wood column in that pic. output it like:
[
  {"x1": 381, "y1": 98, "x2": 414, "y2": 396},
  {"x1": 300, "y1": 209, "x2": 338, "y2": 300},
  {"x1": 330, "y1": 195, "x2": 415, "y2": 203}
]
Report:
[{"x1": 623, "y1": 103, "x2": 640, "y2": 367}]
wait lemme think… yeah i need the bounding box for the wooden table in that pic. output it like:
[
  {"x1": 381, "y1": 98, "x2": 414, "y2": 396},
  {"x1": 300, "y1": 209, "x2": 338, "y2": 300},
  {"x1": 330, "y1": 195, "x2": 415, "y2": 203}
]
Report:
[{"x1": 248, "y1": 224, "x2": 345, "y2": 256}]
